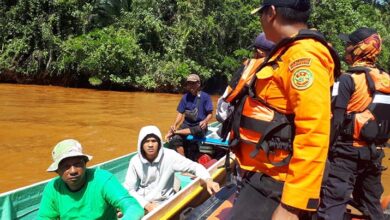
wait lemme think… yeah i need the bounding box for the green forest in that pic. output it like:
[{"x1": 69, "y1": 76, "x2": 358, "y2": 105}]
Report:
[{"x1": 0, "y1": 0, "x2": 389, "y2": 93}]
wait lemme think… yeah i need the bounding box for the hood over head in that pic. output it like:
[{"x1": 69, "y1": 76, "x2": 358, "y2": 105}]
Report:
[{"x1": 137, "y1": 125, "x2": 163, "y2": 163}]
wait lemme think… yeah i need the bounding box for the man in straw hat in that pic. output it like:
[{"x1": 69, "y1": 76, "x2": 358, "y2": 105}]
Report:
[
  {"x1": 38, "y1": 139, "x2": 144, "y2": 219},
  {"x1": 229, "y1": 0, "x2": 340, "y2": 219}
]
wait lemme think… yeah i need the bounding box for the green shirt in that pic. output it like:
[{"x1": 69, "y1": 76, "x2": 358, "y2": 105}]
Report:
[{"x1": 38, "y1": 168, "x2": 144, "y2": 220}]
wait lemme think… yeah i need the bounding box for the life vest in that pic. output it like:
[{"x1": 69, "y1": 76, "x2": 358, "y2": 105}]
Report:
[
  {"x1": 218, "y1": 58, "x2": 266, "y2": 140},
  {"x1": 339, "y1": 66, "x2": 390, "y2": 146},
  {"x1": 226, "y1": 29, "x2": 341, "y2": 166},
  {"x1": 224, "y1": 58, "x2": 265, "y2": 104}
]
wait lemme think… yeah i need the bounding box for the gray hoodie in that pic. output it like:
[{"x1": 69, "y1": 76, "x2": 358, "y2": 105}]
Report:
[{"x1": 123, "y1": 125, "x2": 211, "y2": 208}]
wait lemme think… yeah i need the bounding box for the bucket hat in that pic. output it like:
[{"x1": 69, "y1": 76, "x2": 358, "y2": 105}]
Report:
[{"x1": 47, "y1": 139, "x2": 92, "y2": 172}]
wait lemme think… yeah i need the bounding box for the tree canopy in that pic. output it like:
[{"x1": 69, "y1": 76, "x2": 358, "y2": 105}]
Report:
[{"x1": 0, "y1": 0, "x2": 389, "y2": 92}]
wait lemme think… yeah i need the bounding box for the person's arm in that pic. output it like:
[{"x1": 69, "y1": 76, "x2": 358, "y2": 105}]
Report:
[
  {"x1": 173, "y1": 95, "x2": 187, "y2": 130},
  {"x1": 123, "y1": 160, "x2": 149, "y2": 209},
  {"x1": 144, "y1": 201, "x2": 159, "y2": 213},
  {"x1": 278, "y1": 46, "x2": 334, "y2": 213},
  {"x1": 272, "y1": 203, "x2": 300, "y2": 220},
  {"x1": 122, "y1": 161, "x2": 162, "y2": 214},
  {"x1": 166, "y1": 97, "x2": 186, "y2": 140},
  {"x1": 171, "y1": 127, "x2": 191, "y2": 136},
  {"x1": 104, "y1": 174, "x2": 144, "y2": 220},
  {"x1": 199, "y1": 93, "x2": 213, "y2": 129},
  {"x1": 37, "y1": 181, "x2": 60, "y2": 220},
  {"x1": 165, "y1": 112, "x2": 186, "y2": 140},
  {"x1": 171, "y1": 151, "x2": 220, "y2": 194},
  {"x1": 330, "y1": 74, "x2": 354, "y2": 145},
  {"x1": 199, "y1": 112, "x2": 212, "y2": 129},
  {"x1": 204, "y1": 177, "x2": 221, "y2": 195},
  {"x1": 172, "y1": 112, "x2": 185, "y2": 131}
]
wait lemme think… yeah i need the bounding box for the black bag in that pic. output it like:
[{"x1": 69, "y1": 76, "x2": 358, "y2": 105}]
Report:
[{"x1": 185, "y1": 96, "x2": 200, "y2": 122}]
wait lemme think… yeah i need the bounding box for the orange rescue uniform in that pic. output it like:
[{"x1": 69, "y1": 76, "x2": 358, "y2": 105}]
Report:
[
  {"x1": 344, "y1": 68, "x2": 390, "y2": 147},
  {"x1": 235, "y1": 37, "x2": 336, "y2": 211},
  {"x1": 225, "y1": 57, "x2": 266, "y2": 103}
]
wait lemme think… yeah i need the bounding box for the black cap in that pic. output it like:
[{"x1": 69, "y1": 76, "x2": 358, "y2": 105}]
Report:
[
  {"x1": 251, "y1": 0, "x2": 310, "y2": 14},
  {"x1": 339, "y1": 27, "x2": 378, "y2": 45},
  {"x1": 248, "y1": 33, "x2": 275, "y2": 51}
]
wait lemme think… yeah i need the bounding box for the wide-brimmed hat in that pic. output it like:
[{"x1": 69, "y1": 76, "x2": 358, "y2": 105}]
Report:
[
  {"x1": 186, "y1": 74, "x2": 200, "y2": 82},
  {"x1": 47, "y1": 139, "x2": 92, "y2": 172},
  {"x1": 339, "y1": 27, "x2": 378, "y2": 45},
  {"x1": 251, "y1": 0, "x2": 310, "y2": 15}
]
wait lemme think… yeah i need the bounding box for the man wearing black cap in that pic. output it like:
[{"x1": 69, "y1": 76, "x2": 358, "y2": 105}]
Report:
[
  {"x1": 229, "y1": 0, "x2": 339, "y2": 219},
  {"x1": 318, "y1": 27, "x2": 388, "y2": 220},
  {"x1": 216, "y1": 32, "x2": 274, "y2": 123}
]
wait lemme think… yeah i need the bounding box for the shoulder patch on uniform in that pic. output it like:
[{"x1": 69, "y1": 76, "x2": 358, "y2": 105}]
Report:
[
  {"x1": 289, "y1": 58, "x2": 312, "y2": 71},
  {"x1": 291, "y1": 69, "x2": 314, "y2": 90},
  {"x1": 380, "y1": 75, "x2": 389, "y2": 87}
]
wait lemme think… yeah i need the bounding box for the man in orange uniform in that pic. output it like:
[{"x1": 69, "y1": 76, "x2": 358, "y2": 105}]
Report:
[
  {"x1": 229, "y1": 0, "x2": 338, "y2": 219},
  {"x1": 317, "y1": 28, "x2": 388, "y2": 220},
  {"x1": 216, "y1": 32, "x2": 275, "y2": 124}
]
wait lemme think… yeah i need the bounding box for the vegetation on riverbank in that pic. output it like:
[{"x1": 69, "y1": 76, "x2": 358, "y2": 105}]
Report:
[{"x1": 0, "y1": 0, "x2": 389, "y2": 93}]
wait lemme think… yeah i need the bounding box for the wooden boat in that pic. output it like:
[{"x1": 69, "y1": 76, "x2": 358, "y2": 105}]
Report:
[{"x1": 0, "y1": 122, "x2": 232, "y2": 220}]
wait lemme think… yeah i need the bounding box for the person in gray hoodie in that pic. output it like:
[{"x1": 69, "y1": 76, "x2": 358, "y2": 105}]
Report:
[{"x1": 123, "y1": 125, "x2": 220, "y2": 213}]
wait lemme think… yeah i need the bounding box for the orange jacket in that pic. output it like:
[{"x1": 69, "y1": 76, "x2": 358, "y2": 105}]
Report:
[
  {"x1": 235, "y1": 37, "x2": 336, "y2": 211},
  {"x1": 344, "y1": 67, "x2": 390, "y2": 146},
  {"x1": 224, "y1": 57, "x2": 265, "y2": 103}
]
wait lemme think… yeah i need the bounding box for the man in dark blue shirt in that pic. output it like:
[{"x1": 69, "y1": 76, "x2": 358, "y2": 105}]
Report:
[{"x1": 165, "y1": 74, "x2": 213, "y2": 159}]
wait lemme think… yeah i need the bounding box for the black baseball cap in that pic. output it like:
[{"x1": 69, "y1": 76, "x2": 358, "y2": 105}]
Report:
[
  {"x1": 339, "y1": 27, "x2": 378, "y2": 45},
  {"x1": 251, "y1": 0, "x2": 311, "y2": 15},
  {"x1": 247, "y1": 33, "x2": 275, "y2": 51}
]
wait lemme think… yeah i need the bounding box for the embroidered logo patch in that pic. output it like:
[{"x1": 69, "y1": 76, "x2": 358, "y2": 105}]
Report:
[
  {"x1": 380, "y1": 75, "x2": 389, "y2": 87},
  {"x1": 291, "y1": 69, "x2": 314, "y2": 90},
  {"x1": 289, "y1": 58, "x2": 312, "y2": 71}
]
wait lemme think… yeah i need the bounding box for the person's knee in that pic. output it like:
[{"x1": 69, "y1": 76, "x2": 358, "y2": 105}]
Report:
[{"x1": 189, "y1": 125, "x2": 206, "y2": 137}]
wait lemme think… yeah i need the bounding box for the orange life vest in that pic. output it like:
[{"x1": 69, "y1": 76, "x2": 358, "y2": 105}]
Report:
[
  {"x1": 339, "y1": 66, "x2": 390, "y2": 146},
  {"x1": 218, "y1": 58, "x2": 266, "y2": 140},
  {"x1": 227, "y1": 29, "x2": 341, "y2": 166},
  {"x1": 224, "y1": 58, "x2": 265, "y2": 104}
]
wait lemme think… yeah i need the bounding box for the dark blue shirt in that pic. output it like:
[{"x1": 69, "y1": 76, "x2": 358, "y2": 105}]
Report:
[{"x1": 177, "y1": 91, "x2": 213, "y2": 127}]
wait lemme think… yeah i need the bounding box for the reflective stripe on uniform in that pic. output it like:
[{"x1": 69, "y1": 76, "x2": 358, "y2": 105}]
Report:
[
  {"x1": 332, "y1": 82, "x2": 339, "y2": 97},
  {"x1": 372, "y1": 94, "x2": 390, "y2": 104}
]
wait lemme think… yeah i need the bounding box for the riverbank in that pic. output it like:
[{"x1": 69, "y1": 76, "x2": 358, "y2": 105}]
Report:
[{"x1": 0, "y1": 72, "x2": 228, "y2": 95}]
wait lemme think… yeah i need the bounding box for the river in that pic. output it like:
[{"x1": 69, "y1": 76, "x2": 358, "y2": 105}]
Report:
[
  {"x1": 0, "y1": 83, "x2": 184, "y2": 192},
  {"x1": 0, "y1": 83, "x2": 389, "y2": 198}
]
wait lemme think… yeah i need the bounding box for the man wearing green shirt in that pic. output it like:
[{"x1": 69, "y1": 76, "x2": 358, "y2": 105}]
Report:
[{"x1": 38, "y1": 139, "x2": 144, "y2": 220}]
